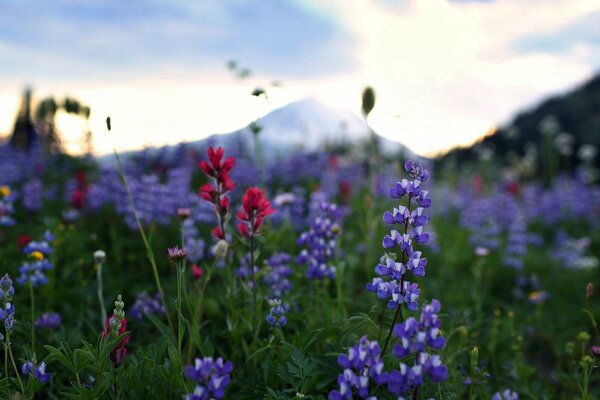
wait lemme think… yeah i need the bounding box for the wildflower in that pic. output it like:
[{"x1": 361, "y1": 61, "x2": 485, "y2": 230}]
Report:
[
  {"x1": 266, "y1": 298, "x2": 287, "y2": 328},
  {"x1": 236, "y1": 187, "x2": 275, "y2": 238},
  {"x1": 191, "y1": 264, "x2": 204, "y2": 280},
  {"x1": 35, "y1": 312, "x2": 62, "y2": 330},
  {"x1": 102, "y1": 295, "x2": 129, "y2": 367},
  {"x1": 297, "y1": 199, "x2": 343, "y2": 280},
  {"x1": 198, "y1": 147, "x2": 236, "y2": 240},
  {"x1": 0, "y1": 186, "x2": 9, "y2": 197},
  {"x1": 492, "y1": 389, "x2": 519, "y2": 400},
  {"x1": 328, "y1": 336, "x2": 388, "y2": 400},
  {"x1": 167, "y1": 246, "x2": 188, "y2": 262},
  {"x1": 369, "y1": 160, "x2": 432, "y2": 311},
  {"x1": 528, "y1": 291, "x2": 549, "y2": 304},
  {"x1": 0, "y1": 274, "x2": 15, "y2": 334},
  {"x1": 131, "y1": 292, "x2": 166, "y2": 321},
  {"x1": 586, "y1": 282, "x2": 593, "y2": 298},
  {"x1": 387, "y1": 299, "x2": 448, "y2": 396},
  {"x1": 177, "y1": 207, "x2": 191, "y2": 219},
  {"x1": 264, "y1": 253, "x2": 293, "y2": 298},
  {"x1": 94, "y1": 250, "x2": 107, "y2": 265},
  {"x1": 184, "y1": 357, "x2": 233, "y2": 399},
  {"x1": 22, "y1": 359, "x2": 51, "y2": 383}
]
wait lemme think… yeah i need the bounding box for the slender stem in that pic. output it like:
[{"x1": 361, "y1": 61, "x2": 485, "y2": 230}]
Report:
[
  {"x1": 97, "y1": 263, "x2": 107, "y2": 326},
  {"x1": 377, "y1": 301, "x2": 386, "y2": 341},
  {"x1": 8, "y1": 342, "x2": 24, "y2": 394},
  {"x1": 249, "y1": 229, "x2": 257, "y2": 337},
  {"x1": 4, "y1": 342, "x2": 8, "y2": 381},
  {"x1": 29, "y1": 284, "x2": 35, "y2": 351},
  {"x1": 176, "y1": 262, "x2": 184, "y2": 355},
  {"x1": 112, "y1": 148, "x2": 174, "y2": 334},
  {"x1": 412, "y1": 386, "x2": 419, "y2": 400},
  {"x1": 382, "y1": 302, "x2": 403, "y2": 355}
]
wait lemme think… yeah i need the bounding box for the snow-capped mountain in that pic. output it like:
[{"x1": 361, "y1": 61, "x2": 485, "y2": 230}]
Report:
[
  {"x1": 98, "y1": 98, "x2": 411, "y2": 164},
  {"x1": 220, "y1": 98, "x2": 409, "y2": 156}
]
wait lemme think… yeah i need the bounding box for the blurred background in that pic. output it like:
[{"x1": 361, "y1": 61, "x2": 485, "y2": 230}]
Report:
[{"x1": 0, "y1": 0, "x2": 599, "y2": 168}]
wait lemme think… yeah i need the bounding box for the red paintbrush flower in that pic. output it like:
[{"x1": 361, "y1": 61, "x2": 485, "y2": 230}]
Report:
[
  {"x1": 236, "y1": 187, "x2": 275, "y2": 238},
  {"x1": 198, "y1": 147, "x2": 236, "y2": 241}
]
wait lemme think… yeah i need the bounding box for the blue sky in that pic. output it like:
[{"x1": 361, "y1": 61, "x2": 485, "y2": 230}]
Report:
[
  {"x1": 0, "y1": 0, "x2": 356, "y2": 80},
  {"x1": 0, "y1": 0, "x2": 599, "y2": 155}
]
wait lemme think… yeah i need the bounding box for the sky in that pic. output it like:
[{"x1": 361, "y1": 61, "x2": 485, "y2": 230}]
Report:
[{"x1": 0, "y1": 0, "x2": 599, "y2": 156}]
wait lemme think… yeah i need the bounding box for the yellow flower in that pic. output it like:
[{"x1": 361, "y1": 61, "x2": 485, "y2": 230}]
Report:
[
  {"x1": 31, "y1": 251, "x2": 44, "y2": 261},
  {"x1": 0, "y1": 186, "x2": 9, "y2": 197}
]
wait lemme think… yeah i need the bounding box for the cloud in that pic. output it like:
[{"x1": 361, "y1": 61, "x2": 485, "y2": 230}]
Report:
[{"x1": 0, "y1": 0, "x2": 358, "y2": 81}]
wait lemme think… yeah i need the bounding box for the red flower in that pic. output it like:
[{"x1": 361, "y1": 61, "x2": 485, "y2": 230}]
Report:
[
  {"x1": 212, "y1": 226, "x2": 225, "y2": 240},
  {"x1": 17, "y1": 235, "x2": 32, "y2": 249},
  {"x1": 102, "y1": 317, "x2": 130, "y2": 367},
  {"x1": 191, "y1": 264, "x2": 204, "y2": 280},
  {"x1": 70, "y1": 189, "x2": 87, "y2": 210},
  {"x1": 199, "y1": 147, "x2": 235, "y2": 181},
  {"x1": 198, "y1": 147, "x2": 236, "y2": 240},
  {"x1": 236, "y1": 188, "x2": 275, "y2": 237}
]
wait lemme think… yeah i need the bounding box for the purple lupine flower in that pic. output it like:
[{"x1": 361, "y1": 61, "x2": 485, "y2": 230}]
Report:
[
  {"x1": 265, "y1": 298, "x2": 287, "y2": 328},
  {"x1": 22, "y1": 360, "x2": 51, "y2": 383},
  {"x1": 297, "y1": 198, "x2": 344, "y2": 280},
  {"x1": 130, "y1": 292, "x2": 166, "y2": 321},
  {"x1": 387, "y1": 299, "x2": 448, "y2": 397},
  {"x1": 184, "y1": 357, "x2": 233, "y2": 399},
  {"x1": 0, "y1": 185, "x2": 16, "y2": 227},
  {"x1": 0, "y1": 274, "x2": 15, "y2": 333},
  {"x1": 328, "y1": 336, "x2": 388, "y2": 400},
  {"x1": 369, "y1": 160, "x2": 432, "y2": 311},
  {"x1": 492, "y1": 389, "x2": 519, "y2": 400},
  {"x1": 264, "y1": 253, "x2": 293, "y2": 299},
  {"x1": 17, "y1": 235, "x2": 54, "y2": 287},
  {"x1": 22, "y1": 179, "x2": 43, "y2": 211},
  {"x1": 35, "y1": 312, "x2": 62, "y2": 330}
]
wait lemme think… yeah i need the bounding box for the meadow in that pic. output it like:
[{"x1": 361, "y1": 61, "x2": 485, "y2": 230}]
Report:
[{"x1": 0, "y1": 133, "x2": 597, "y2": 400}]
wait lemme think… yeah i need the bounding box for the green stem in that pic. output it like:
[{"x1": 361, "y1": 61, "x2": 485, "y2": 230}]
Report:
[
  {"x1": 8, "y1": 342, "x2": 24, "y2": 395},
  {"x1": 176, "y1": 261, "x2": 185, "y2": 356},
  {"x1": 97, "y1": 263, "x2": 107, "y2": 326},
  {"x1": 112, "y1": 148, "x2": 174, "y2": 334},
  {"x1": 249, "y1": 231, "x2": 257, "y2": 338},
  {"x1": 29, "y1": 284, "x2": 35, "y2": 351}
]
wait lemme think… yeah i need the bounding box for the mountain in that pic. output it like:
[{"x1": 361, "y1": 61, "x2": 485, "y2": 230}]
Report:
[
  {"x1": 439, "y1": 72, "x2": 600, "y2": 171},
  {"x1": 99, "y1": 98, "x2": 413, "y2": 164}
]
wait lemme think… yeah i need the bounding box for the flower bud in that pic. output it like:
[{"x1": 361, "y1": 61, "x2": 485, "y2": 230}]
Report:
[
  {"x1": 177, "y1": 208, "x2": 191, "y2": 220},
  {"x1": 94, "y1": 250, "x2": 106, "y2": 265},
  {"x1": 470, "y1": 347, "x2": 479, "y2": 368},
  {"x1": 213, "y1": 240, "x2": 229, "y2": 263},
  {"x1": 586, "y1": 282, "x2": 593, "y2": 299}
]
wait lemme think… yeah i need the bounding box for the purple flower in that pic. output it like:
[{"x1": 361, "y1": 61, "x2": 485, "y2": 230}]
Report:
[
  {"x1": 167, "y1": 246, "x2": 188, "y2": 262},
  {"x1": 492, "y1": 389, "x2": 519, "y2": 400},
  {"x1": 265, "y1": 298, "x2": 287, "y2": 328},
  {"x1": 22, "y1": 360, "x2": 51, "y2": 383},
  {"x1": 35, "y1": 312, "x2": 61, "y2": 330},
  {"x1": 388, "y1": 299, "x2": 448, "y2": 396},
  {"x1": 131, "y1": 292, "x2": 166, "y2": 320},
  {"x1": 264, "y1": 253, "x2": 293, "y2": 299},
  {"x1": 297, "y1": 198, "x2": 343, "y2": 280},
  {"x1": 369, "y1": 160, "x2": 432, "y2": 311},
  {"x1": 0, "y1": 274, "x2": 15, "y2": 333},
  {"x1": 184, "y1": 357, "x2": 233, "y2": 399},
  {"x1": 328, "y1": 336, "x2": 388, "y2": 400}
]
